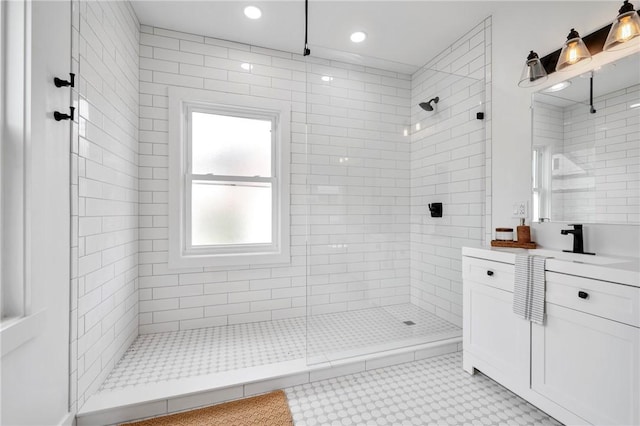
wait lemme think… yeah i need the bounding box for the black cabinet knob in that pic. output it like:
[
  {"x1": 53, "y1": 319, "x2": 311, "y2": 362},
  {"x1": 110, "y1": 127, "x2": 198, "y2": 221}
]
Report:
[
  {"x1": 578, "y1": 291, "x2": 589, "y2": 299},
  {"x1": 486, "y1": 270, "x2": 494, "y2": 276}
]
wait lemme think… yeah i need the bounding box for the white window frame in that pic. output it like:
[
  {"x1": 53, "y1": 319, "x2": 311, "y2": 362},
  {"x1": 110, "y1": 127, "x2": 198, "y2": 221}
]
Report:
[
  {"x1": 1, "y1": 0, "x2": 50, "y2": 359},
  {"x1": 1, "y1": 0, "x2": 28, "y2": 324},
  {"x1": 168, "y1": 87, "x2": 291, "y2": 268}
]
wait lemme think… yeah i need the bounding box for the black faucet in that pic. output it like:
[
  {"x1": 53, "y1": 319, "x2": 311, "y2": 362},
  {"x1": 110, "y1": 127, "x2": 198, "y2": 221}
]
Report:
[{"x1": 560, "y1": 224, "x2": 595, "y2": 255}]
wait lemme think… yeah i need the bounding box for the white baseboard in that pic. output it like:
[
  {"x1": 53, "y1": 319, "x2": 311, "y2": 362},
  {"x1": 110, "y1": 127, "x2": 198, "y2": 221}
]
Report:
[{"x1": 58, "y1": 411, "x2": 76, "y2": 426}]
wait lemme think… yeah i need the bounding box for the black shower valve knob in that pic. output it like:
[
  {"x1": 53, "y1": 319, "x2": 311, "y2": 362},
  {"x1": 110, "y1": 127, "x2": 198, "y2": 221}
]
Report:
[
  {"x1": 54, "y1": 73, "x2": 75, "y2": 88},
  {"x1": 428, "y1": 202, "x2": 443, "y2": 218}
]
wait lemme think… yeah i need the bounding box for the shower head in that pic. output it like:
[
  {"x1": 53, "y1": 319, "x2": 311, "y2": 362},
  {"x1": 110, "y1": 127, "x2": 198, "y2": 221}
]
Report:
[{"x1": 419, "y1": 97, "x2": 440, "y2": 112}]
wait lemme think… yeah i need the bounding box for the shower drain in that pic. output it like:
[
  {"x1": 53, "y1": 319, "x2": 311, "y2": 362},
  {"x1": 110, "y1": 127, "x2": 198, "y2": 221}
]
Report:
[{"x1": 403, "y1": 321, "x2": 416, "y2": 326}]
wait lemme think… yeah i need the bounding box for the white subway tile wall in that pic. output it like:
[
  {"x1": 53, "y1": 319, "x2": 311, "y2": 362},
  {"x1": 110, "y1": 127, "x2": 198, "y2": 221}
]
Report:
[
  {"x1": 409, "y1": 19, "x2": 492, "y2": 327},
  {"x1": 540, "y1": 84, "x2": 640, "y2": 223},
  {"x1": 70, "y1": 0, "x2": 140, "y2": 412},
  {"x1": 138, "y1": 25, "x2": 413, "y2": 333}
]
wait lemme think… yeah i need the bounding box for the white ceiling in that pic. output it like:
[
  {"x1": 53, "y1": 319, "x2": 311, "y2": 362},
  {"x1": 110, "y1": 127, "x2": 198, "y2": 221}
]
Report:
[{"x1": 130, "y1": 1, "x2": 497, "y2": 74}]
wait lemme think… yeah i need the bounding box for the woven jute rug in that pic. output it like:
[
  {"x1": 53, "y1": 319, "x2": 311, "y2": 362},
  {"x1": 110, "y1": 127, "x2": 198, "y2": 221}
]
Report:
[{"x1": 121, "y1": 390, "x2": 293, "y2": 426}]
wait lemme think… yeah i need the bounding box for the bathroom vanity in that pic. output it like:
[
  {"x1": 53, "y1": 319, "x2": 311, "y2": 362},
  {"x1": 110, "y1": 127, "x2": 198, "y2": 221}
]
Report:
[{"x1": 462, "y1": 246, "x2": 640, "y2": 425}]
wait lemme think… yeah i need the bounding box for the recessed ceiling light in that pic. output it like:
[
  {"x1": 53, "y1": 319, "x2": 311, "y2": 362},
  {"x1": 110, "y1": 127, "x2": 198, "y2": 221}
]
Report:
[
  {"x1": 241, "y1": 63, "x2": 253, "y2": 71},
  {"x1": 543, "y1": 81, "x2": 571, "y2": 93},
  {"x1": 243, "y1": 6, "x2": 262, "y2": 19},
  {"x1": 630, "y1": 102, "x2": 640, "y2": 109},
  {"x1": 350, "y1": 31, "x2": 367, "y2": 43},
  {"x1": 321, "y1": 76, "x2": 333, "y2": 82}
]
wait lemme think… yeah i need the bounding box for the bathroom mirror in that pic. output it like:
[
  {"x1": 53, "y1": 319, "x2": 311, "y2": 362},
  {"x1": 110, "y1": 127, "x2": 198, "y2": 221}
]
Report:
[{"x1": 531, "y1": 51, "x2": 640, "y2": 224}]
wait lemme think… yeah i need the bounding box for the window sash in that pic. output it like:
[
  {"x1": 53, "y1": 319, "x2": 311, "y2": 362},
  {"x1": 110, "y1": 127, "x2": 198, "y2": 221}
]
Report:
[
  {"x1": 185, "y1": 176, "x2": 277, "y2": 252},
  {"x1": 1, "y1": 0, "x2": 27, "y2": 322},
  {"x1": 184, "y1": 106, "x2": 279, "y2": 254},
  {"x1": 186, "y1": 104, "x2": 276, "y2": 177}
]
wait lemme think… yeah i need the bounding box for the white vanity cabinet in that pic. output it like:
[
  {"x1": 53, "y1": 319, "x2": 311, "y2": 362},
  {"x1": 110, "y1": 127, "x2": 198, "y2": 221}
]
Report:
[
  {"x1": 462, "y1": 257, "x2": 530, "y2": 392},
  {"x1": 462, "y1": 247, "x2": 640, "y2": 426},
  {"x1": 531, "y1": 272, "x2": 640, "y2": 426}
]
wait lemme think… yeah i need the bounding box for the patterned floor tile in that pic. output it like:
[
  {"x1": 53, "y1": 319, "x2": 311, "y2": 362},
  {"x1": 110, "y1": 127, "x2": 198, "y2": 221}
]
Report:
[
  {"x1": 98, "y1": 304, "x2": 460, "y2": 392},
  {"x1": 286, "y1": 352, "x2": 561, "y2": 426}
]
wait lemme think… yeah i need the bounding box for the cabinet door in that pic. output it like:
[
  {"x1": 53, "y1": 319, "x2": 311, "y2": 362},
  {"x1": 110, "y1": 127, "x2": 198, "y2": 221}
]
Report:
[
  {"x1": 463, "y1": 280, "x2": 530, "y2": 390},
  {"x1": 532, "y1": 303, "x2": 640, "y2": 426}
]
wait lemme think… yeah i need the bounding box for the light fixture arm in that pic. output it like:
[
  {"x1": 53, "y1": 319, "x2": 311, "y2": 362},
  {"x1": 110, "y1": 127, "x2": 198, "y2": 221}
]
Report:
[
  {"x1": 589, "y1": 73, "x2": 597, "y2": 114},
  {"x1": 303, "y1": 0, "x2": 310, "y2": 56}
]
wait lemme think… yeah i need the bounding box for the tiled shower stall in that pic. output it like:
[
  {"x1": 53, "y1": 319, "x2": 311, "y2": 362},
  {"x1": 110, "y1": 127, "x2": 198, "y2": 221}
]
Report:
[{"x1": 69, "y1": 0, "x2": 492, "y2": 416}]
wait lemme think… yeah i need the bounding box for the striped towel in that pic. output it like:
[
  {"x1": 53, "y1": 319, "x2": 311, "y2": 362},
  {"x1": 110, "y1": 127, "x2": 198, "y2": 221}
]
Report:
[{"x1": 513, "y1": 254, "x2": 546, "y2": 324}]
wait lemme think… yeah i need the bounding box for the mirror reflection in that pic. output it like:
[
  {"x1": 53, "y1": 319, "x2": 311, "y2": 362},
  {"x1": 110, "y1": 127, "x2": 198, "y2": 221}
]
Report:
[{"x1": 532, "y1": 52, "x2": 640, "y2": 224}]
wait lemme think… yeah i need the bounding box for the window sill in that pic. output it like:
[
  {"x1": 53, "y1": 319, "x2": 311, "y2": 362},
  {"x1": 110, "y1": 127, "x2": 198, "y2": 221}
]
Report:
[
  {"x1": 169, "y1": 250, "x2": 290, "y2": 269},
  {"x1": 0, "y1": 310, "x2": 46, "y2": 357}
]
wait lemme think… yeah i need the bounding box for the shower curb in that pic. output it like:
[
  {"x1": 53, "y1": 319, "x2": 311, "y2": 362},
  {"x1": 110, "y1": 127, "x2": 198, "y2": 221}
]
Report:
[{"x1": 76, "y1": 337, "x2": 462, "y2": 426}]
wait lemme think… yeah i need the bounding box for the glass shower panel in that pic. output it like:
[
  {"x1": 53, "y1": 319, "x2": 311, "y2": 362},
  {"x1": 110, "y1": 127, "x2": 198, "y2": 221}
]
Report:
[{"x1": 304, "y1": 49, "x2": 487, "y2": 364}]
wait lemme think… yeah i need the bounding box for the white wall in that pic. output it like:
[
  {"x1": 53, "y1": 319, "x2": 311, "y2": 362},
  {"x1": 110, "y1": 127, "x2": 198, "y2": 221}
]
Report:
[
  {"x1": 491, "y1": 1, "x2": 640, "y2": 257},
  {"x1": 70, "y1": 0, "x2": 140, "y2": 412},
  {"x1": 410, "y1": 19, "x2": 491, "y2": 326}
]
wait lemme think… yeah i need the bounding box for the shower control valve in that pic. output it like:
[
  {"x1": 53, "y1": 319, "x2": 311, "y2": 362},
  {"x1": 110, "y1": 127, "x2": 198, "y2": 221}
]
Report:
[{"x1": 428, "y1": 203, "x2": 443, "y2": 218}]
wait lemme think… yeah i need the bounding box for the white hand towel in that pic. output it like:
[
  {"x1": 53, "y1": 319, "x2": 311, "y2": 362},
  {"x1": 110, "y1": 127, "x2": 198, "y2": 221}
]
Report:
[{"x1": 513, "y1": 254, "x2": 546, "y2": 324}]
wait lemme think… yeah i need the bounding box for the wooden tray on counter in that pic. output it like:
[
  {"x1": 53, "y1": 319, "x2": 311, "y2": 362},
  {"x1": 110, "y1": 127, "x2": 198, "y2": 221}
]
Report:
[{"x1": 490, "y1": 240, "x2": 537, "y2": 249}]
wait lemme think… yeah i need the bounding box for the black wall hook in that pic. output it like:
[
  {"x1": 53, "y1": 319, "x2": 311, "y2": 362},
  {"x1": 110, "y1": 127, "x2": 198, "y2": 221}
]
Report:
[
  {"x1": 54, "y1": 73, "x2": 75, "y2": 88},
  {"x1": 54, "y1": 106, "x2": 75, "y2": 121}
]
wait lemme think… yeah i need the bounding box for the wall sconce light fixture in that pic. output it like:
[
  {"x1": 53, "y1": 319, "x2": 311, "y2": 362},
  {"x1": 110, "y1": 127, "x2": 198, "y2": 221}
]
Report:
[
  {"x1": 604, "y1": 0, "x2": 640, "y2": 51},
  {"x1": 518, "y1": 51, "x2": 548, "y2": 87},
  {"x1": 519, "y1": 0, "x2": 640, "y2": 86},
  {"x1": 556, "y1": 28, "x2": 592, "y2": 71}
]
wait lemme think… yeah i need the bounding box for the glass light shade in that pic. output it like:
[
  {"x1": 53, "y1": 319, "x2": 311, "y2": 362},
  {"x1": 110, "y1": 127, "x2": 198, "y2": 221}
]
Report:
[
  {"x1": 518, "y1": 51, "x2": 548, "y2": 87},
  {"x1": 604, "y1": 1, "x2": 640, "y2": 51},
  {"x1": 556, "y1": 29, "x2": 592, "y2": 72}
]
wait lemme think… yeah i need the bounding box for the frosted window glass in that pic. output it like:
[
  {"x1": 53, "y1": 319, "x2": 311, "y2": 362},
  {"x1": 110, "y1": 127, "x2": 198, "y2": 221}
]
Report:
[
  {"x1": 191, "y1": 181, "x2": 272, "y2": 246},
  {"x1": 191, "y1": 112, "x2": 272, "y2": 177}
]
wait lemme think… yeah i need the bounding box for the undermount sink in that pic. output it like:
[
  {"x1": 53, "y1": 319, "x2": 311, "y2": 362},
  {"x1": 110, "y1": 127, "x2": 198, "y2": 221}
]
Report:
[{"x1": 527, "y1": 249, "x2": 626, "y2": 265}]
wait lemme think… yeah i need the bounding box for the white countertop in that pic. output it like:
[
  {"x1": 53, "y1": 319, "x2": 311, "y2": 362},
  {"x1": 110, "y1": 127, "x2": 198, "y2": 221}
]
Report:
[{"x1": 462, "y1": 246, "x2": 640, "y2": 288}]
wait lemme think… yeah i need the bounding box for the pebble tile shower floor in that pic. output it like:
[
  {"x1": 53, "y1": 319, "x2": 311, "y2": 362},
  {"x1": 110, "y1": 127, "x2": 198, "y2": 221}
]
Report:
[
  {"x1": 98, "y1": 304, "x2": 460, "y2": 392},
  {"x1": 286, "y1": 352, "x2": 561, "y2": 426}
]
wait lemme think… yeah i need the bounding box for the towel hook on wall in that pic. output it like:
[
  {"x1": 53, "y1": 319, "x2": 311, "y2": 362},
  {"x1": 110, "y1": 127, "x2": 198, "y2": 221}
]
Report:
[
  {"x1": 54, "y1": 106, "x2": 75, "y2": 121},
  {"x1": 54, "y1": 73, "x2": 75, "y2": 88}
]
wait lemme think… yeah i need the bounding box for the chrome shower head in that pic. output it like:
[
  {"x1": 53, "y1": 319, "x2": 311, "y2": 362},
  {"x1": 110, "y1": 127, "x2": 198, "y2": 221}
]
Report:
[{"x1": 419, "y1": 96, "x2": 440, "y2": 112}]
